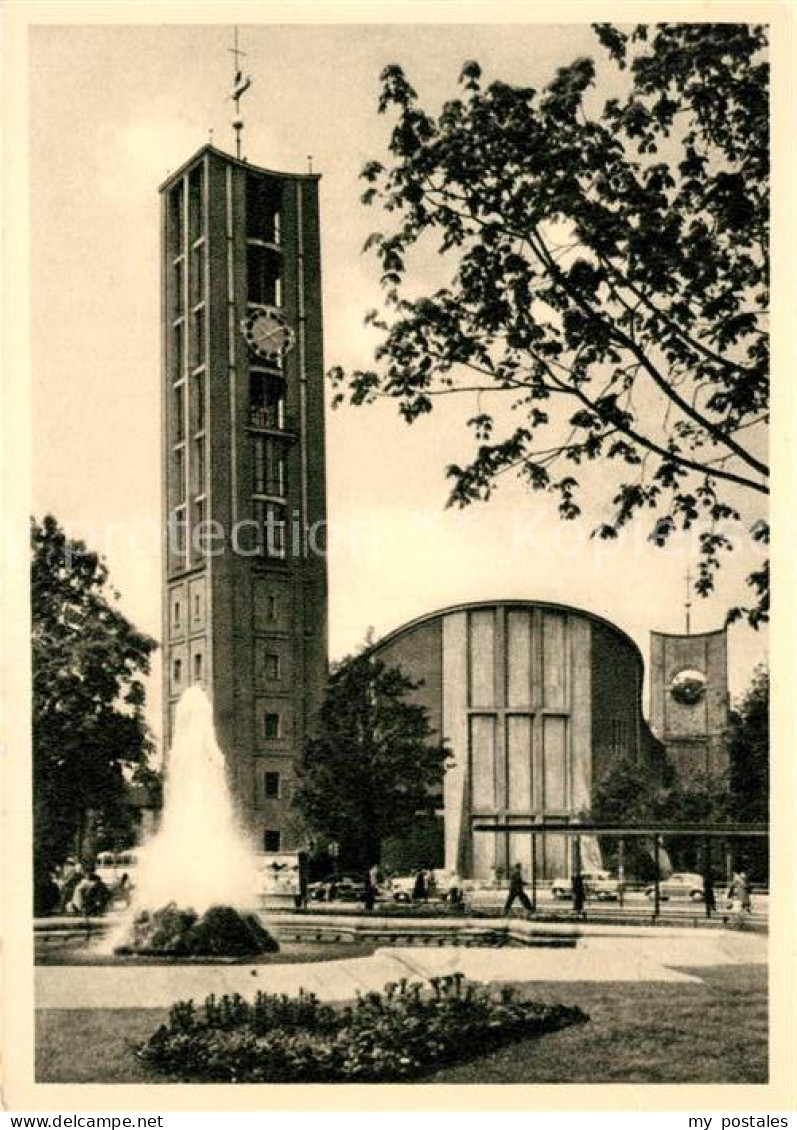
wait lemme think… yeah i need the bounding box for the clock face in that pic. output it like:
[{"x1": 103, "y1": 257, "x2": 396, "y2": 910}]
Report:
[
  {"x1": 669, "y1": 668, "x2": 707, "y2": 706},
  {"x1": 241, "y1": 308, "x2": 295, "y2": 362}
]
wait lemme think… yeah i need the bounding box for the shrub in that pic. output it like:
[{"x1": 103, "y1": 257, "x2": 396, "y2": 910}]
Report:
[
  {"x1": 138, "y1": 976, "x2": 587, "y2": 1081},
  {"x1": 116, "y1": 903, "x2": 279, "y2": 956}
]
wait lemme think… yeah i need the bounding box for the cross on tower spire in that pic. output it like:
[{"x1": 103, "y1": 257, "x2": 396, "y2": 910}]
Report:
[{"x1": 228, "y1": 27, "x2": 252, "y2": 159}]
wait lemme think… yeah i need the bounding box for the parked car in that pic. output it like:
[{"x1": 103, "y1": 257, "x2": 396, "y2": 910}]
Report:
[
  {"x1": 308, "y1": 874, "x2": 364, "y2": 902},
  {"x1": 551, "y1": 870, "x2": 620, "y2": 901},
  {"x1": 388, "y1": 875, "x2": 418, "y2": 902},
  {"x1": 645, "y1": 872, "x2": 705, "y2": 901}
]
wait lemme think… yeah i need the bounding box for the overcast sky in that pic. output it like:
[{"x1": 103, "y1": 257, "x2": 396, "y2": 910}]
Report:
[{"x1": 29, "y1": 22, "x2": 768, "y2": 741}]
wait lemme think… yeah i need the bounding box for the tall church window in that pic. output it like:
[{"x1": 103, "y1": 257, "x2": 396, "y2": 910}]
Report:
[
  {"x1": 189, "y1": 244, "x2": 205, "y2": 306},
  {"x1": 263, "y1": 712, "x2": 281, "y2": 740},
  {"x1": 253, "y1": 435, "x2": 286, "y2": 497},
  {"x1": 174, "y1": 384, "x2": 185, "y2": 442},
  {"x1": 190, "y1": 306, "x2": 205, "y2": 370},
  {"x1": 188, "y1": 165, "x2": 204, "y2": 244},
  {"x1": 250, "y1": 372, "x2": 285, "y2": 430},
  {"x1": 247, "y1": 244, "x2": 282, "y2": 307},
  {"x1": 246, "y1": 175, "x2": 281, "y2": 245},
  {"x1": 172, "y1": 321, "x2": 184, "y2": 380},
  {"x1": 192, "y1": 372, "x2": 206, "y2": 433},
  {"x1": 168, "y1": 181, "x2": 184, "y2": 250},
  {"x1": 254, "y1": 498, "x2": 287, "y2": 559}
]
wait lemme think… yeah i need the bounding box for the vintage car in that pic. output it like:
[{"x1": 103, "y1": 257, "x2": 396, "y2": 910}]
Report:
[
  {"x1": 645, "y1": 872, "x2": 705, "y2": 901},
  {"x1": 550, "y1": 870, "x2": 620, "y2": 901}
]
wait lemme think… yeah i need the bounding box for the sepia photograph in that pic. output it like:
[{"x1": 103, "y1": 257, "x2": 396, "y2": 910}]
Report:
[{"x1": 2, "y1": 3, "x2": 787, "y2": 1111}]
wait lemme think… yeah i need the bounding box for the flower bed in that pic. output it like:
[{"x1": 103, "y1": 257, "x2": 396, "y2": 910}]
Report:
[
  {"x1": 115, "y1": 904, "x2": 279, "y2": 957},
  {"x1": 138, "y1": 975, "x2": 588, "y2": 1082}
]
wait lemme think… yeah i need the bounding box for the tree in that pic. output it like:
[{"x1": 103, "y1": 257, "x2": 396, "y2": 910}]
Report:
[
  {"x1": 32, "y1": 515, "x2": 157, "y2": 898},
  {"x1": 590, "y1": 753, "x2": 732, "y2": 877},
  {"x1": 293, "y1": 651, "x2": 451, "y2": 870},
  {"x1": 332, "y1": 24, "x2": 769, "y2": 626},
  {"x1": 727, "y1": 664, "x2": 768, "y2": 878}
]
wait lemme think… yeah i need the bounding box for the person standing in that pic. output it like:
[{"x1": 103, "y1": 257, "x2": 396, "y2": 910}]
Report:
[
  {"x1": 738, "y1": 870, "x2": 752, "y2": 914},
  {"x1": 412, "y1": 869, "x2": 428, "y2": 902},
  {"x1": 504, "y1": 862, "x2": 533, "y2": 916},
  {"x1": 363, "y1": 870, "x2": 377, "y2": 912},
  {"x1": 571, "y1": 871, "x2": 586, "y2": 918},
  {"x1": 703, "y1": 869, "x2": 717, "y2": 915}
]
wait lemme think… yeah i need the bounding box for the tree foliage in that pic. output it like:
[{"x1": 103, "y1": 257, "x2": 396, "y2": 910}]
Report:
[
  {"x1": 332, "y1": 23, "x2": 769, "y2": 625},
  {"x1": 590, "y1": 753, "x2": 733, "y2": 877},
  {"x1": 32, "y1": 515, "x2": 157, "y2": 881},
  {"x1": 727, "y1": 663, "x2": 768, "y2": 821},
  {"x1": 293, "y1": 652, "x2": 451, "y2": 870},
  {"x1": 726, "y1": 664, "x2": 768, "y2": 878}
]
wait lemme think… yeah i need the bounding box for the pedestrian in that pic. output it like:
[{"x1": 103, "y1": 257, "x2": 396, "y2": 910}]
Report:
[
  {"x1": 114, "y1": 872, "x2": 133, "y2": 909},
  {"x1": 73, "y1": 868, "x2": 110, "y2": 917},
  {"x1": 571, "y1": 871, "x2": 586, "y2": 918},
  {"x1": 702, "y1": 869, "x2": 716, "y2": 914},
  {"x1": 363, "y1": 872, "x2": 376, "y2": 912},
  {"x1": 58, "y1": 858, "x2": 82, "y2": 914},
  {"x1": 412, "y1": 869, "x2": 428, "y2": 902},
  {"x1": 504, "y1": 862, "x2": 533, "y2": 917},
  {"x1": 737, "y1": 870, "x2": 752, "y2": 914}
]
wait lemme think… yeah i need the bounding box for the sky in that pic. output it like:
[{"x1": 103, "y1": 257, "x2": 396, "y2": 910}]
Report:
[{"x1": 28, "y1": 22, "x2": 769, "y2": 742}]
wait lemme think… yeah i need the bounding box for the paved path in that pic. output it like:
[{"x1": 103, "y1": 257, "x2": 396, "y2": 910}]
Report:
[{"x1": 35, "y1": 927, "x2": 766, "y2": 1011}]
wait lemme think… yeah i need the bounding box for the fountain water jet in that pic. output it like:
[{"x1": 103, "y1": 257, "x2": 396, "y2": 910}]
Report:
[{"x1": 108, "y1": 686, "x2": 275, "y2": 955}]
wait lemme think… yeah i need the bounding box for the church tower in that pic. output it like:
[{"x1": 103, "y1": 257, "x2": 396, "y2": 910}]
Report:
[
  {"x1": 160, "y1": 143, "x2": 328, "y2": 852},
  {"x1": 649, "y1": 627, "x2": 730, "y2": 779}
]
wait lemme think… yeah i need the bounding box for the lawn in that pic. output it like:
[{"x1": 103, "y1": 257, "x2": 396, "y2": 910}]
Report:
[{"x1": 36, "y1": 964, "x2": 766, "y2": 1085}]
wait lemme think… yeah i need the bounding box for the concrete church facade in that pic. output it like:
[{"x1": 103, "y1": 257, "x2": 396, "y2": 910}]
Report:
[{"x1": 369, "y1": 601, "x2": 670, "y2": 880}]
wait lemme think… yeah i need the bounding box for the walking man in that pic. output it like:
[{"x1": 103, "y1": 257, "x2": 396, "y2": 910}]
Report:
[{"x1": 504, "y1": 862, "x2": 534, "y2": 917}]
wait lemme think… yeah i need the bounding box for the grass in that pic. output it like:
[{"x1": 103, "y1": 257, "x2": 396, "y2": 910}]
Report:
[
  {"x1": 36, "y1": 964, "x2": 766, "y2": 1085},
  {"x1": 425, "y1": 965, "x2": 768, "y2": 1084}
]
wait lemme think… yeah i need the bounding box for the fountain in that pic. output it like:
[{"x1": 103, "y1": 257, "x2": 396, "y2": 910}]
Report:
[{"x1": 111, "y1": 686, "x2": 277, "y2": 956}]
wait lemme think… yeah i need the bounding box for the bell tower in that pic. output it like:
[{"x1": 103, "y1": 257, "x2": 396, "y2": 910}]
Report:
[
  {"x1": 649, "y1": 626, "x2": 730, "y2": 779},
  {"x1": 159, "y1": 140, "x2": 328, "y2": 852}
]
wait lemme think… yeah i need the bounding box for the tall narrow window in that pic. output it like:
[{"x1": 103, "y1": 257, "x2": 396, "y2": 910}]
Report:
[
  {"x1": 253, "y1": 436, "x2": 286, "y2": 497},
  {"x1": 188, "y1": 165, "x2": 204, "y2": 243},
  {"x1": 263, "y1": 829, "x2": 281, "y2": 853},
  {"x1": 246, "y1": 175, "x2": 281, "y2": 244},
  {"x1": 170, "y1": 505, "x2": 188, "y2": 566},
  {"x1": 193, "y1": 652, "x2": 203, "y2": 682},
  {"x1": 263, "y1": 712, "x2": 281, "y2": 740},
  {"x1": 190, "y1": 306, "x2": 205, "y2": 370},
  {"x1": 173, "y1": 259, "x2": 185, "y2": 318},
  {"x1": 192, "y1": 435, "x2": 206, "y2": 496},
  {"x1": 189, "y1": 244, "x2": 205, "y2": 307},
  {"x1": 171, "y1": 447, "x2": 186, "y2": 509},
  {"x1": 192, "y1": 372, "x2": 206, "y2": 433},
  {"x1": 247, "y1": 244, "x2": 282, "y2": 307},
  {"x1": 264, "y1": 771, "x2": 280, "y2": 800},
  {"x1": 172, "y1": 321, "x2": 184, "y2": 380},
  {"x1": 168, "y1": 181, "x2": 184, "y2": 249},
  {"x1": 250, "y1": 373, "x2": 285, "y2": 430},
  {"x1": 193, "y1": 496, "x2": 207, "y2": 556},
  {"x1": 172, "y1": 658, "x2": 182, "y2": 686},
  {"x1": 255, "y1": 499, "x2": 287, "y2": 559},
  {"x1": 174, "y1": 384, "x2": 185, "y2": 442}
]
